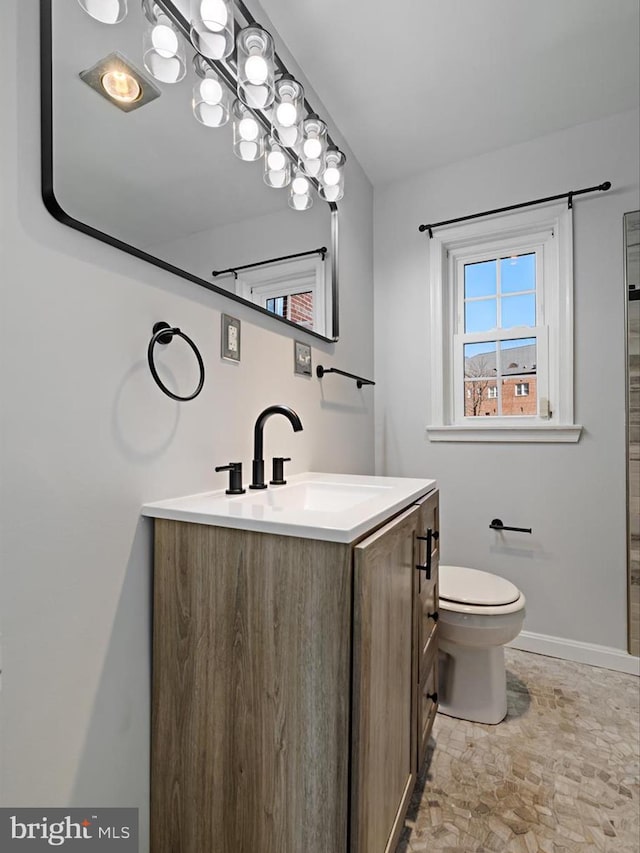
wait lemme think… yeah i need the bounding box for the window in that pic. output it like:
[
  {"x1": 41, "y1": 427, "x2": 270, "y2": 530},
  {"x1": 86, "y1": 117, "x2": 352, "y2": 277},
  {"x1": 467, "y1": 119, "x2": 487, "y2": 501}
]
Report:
[
  {"x1": 426, "y1": 204, "x2": 581, "y2": 442},
  {"x1": 236, "y1": 255, "x2": 326, "y2": 335},
  {"x1": 265, "y1": 292, "x2": 314, "y2": 327}
]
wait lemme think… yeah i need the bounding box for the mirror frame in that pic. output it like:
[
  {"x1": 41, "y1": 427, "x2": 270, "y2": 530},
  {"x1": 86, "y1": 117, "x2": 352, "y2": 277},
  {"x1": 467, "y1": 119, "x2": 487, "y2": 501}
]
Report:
[{"x1": 39, "y1": 0, "x2": 339, "y2": 343}]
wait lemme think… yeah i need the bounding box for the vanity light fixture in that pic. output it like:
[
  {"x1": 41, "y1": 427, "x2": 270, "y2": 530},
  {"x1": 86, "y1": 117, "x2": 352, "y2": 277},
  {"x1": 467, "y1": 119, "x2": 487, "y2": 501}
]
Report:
[
  {"x1": 79, "y1": 51, "x2": 161, "y2": 112},
  {"x1": 77, "y1": 0, "x2": 128, "y2": 24},
  {"x1": 189, "y1": 0, "x2": 234, "y2": 60},
  {"x1": 232, "y1": 98, "x2": 265, "y2": 161},
  {"x1": 236, "y1": 24, "x2": 275, "y2": 109},
  {"x1": 76, "y1": 0, "x2": 346, "y2": 207},
  {"x1": 192, "y1": 55, "x2": 229, "y2": 126},
  {"x1": 142, "y1": 0, "x2": 187, "y2": 84}
]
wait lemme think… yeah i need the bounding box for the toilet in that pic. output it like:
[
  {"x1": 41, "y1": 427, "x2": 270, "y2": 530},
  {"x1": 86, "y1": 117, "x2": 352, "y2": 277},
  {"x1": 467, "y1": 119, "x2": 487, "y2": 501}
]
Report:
[{"x1": 437, "y1": 565, "x2": 526, "y2": 725}]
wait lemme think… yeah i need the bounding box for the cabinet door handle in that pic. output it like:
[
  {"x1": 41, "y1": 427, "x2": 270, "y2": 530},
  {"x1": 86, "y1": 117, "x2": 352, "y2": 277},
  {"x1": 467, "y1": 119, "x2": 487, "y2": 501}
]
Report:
[
  {"x1": 416, "y1": 528, "x2": 439, "y2": 581},
  {"x1": 427, "y1": 611, "x2": 439, "y2": 622},
  {"x1": 427, "y1": 691, "x2": 438, "y2": 703},
  {"x1": 415, "y1": 561, "x2": 431, "y2": 581}
]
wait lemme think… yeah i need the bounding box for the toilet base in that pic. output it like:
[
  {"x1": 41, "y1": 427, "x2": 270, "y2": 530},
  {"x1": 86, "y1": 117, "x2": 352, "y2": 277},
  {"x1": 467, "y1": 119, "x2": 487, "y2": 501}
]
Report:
[{"x1": 437, "y1": 639, "x2": 507, "y2": 725}]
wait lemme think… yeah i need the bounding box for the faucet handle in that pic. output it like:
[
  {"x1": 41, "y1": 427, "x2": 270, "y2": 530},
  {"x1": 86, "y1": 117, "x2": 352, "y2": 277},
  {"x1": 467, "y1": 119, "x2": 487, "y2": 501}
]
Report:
[
  {"x1": 215, "y1": 462, "x2": 246, "y2": 495},
  {"x1": 270, "y1": 457, "x2": 291, "y2": 486}
]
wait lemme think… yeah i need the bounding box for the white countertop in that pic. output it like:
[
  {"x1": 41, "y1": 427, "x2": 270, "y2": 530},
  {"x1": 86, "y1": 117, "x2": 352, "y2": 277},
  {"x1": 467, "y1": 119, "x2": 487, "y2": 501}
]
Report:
[{"x1": 141, "y1": 471, "x2": 437, "y2": 543}]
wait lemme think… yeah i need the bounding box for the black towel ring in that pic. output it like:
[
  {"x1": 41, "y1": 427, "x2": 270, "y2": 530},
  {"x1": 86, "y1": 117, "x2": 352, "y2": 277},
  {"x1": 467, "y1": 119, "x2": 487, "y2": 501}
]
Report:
[{"x1": 147, "y1": 322, "x2": 205, "y2": 402}]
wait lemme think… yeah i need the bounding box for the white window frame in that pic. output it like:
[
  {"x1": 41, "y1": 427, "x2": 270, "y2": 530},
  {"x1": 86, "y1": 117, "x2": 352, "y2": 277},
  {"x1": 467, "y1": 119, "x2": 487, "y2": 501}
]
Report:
[{"x1": 426, "y1": 203, "x2": 582, "y2": 442}]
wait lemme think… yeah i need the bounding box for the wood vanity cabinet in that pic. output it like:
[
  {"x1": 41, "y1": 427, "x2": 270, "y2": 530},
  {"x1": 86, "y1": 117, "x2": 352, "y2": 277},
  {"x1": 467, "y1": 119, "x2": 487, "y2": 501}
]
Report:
[{"x1": 150, "y1": 488, "x2": 439, "y2": 853}]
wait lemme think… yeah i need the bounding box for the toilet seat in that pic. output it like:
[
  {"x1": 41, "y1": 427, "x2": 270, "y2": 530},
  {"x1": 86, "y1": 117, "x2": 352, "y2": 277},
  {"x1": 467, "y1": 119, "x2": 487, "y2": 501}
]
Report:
[{"x1": 440, "y1": 565, "x2": 520, "y2": 606}]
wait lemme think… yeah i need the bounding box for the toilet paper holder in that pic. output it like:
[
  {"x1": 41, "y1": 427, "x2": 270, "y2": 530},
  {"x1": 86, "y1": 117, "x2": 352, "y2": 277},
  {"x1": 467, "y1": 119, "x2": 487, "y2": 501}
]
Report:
[{"x1": 490, "y1": 518, "x2": 532, "y2": 534}]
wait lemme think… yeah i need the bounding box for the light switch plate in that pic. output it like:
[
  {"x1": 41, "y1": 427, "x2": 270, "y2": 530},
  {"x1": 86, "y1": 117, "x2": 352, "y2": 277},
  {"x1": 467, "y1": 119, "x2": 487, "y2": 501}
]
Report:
[
  {"x1": 221, "y1": 314, "x2": 241, "y2": 362},
  {"x1": 294, "y1": 340, "x2": 312, "y2": 376}
]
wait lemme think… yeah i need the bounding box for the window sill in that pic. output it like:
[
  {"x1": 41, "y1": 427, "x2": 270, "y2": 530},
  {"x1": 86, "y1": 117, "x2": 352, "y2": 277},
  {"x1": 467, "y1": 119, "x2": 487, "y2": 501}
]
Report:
[{"x1": 426, "y1": 424, "x2": 582, "y2": 443}]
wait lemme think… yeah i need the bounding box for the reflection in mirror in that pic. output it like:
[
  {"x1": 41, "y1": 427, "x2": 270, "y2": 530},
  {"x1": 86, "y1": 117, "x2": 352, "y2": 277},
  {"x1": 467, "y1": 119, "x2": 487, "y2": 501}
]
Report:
[{"x1": 41, "y1": 0, "x2": 339, "y2": 340}]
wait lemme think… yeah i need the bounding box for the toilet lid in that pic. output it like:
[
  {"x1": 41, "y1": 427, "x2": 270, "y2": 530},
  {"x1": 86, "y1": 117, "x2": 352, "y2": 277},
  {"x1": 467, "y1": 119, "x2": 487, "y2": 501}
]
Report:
[{"x1": 439, "y1": 565, "x2": 520, "y2": 606}]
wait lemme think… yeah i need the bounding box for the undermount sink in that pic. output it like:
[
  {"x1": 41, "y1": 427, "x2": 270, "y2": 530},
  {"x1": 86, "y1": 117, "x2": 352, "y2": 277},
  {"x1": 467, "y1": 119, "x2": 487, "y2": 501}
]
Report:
[
  {"x1": 238, "y1": 480, "x2": 393, "y2": 513},
  {"x1": 142, "y1": 472, "x2": 437, "y2": 542}
]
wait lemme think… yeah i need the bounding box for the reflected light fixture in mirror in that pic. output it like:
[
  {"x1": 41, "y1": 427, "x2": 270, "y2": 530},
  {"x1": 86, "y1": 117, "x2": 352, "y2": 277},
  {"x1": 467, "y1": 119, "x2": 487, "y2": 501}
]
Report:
[
  {"x1": 79, "y1": 51, "x2": 161, "y2": 112},
  {"x1": 77, "y1": 0, "x2": 127, "y2": 24},
  {"x1": 142, "y1": 0, "x2": 187, "y2": 83},
  {"x1": 189, "y1": 0, "x2": 234, "y2": 60},
  {"x1": 74, "y1": 0, "x2": 347, "y2": 210}
]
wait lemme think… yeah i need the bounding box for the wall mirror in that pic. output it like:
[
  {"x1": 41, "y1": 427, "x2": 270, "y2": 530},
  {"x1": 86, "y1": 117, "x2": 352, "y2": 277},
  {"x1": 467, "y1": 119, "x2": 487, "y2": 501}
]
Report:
[{"x1": 40, "y1": 0, "x2": 340, "y2": 341}]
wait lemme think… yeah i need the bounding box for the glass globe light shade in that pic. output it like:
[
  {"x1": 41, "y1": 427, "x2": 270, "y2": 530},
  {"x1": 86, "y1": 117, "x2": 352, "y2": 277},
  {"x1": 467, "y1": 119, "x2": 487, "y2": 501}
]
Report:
[
  {"x1": 77, "y1": 0, "x2": 127, "y2": 24},
  {"x1": 143, "y1": 13, "x2": 187, "y2": 83},
  {"x1": 193, "y1": 71, "x2": 229, "y2": 127},
  {"x1": 237, "y1": 26, "x2": 275, "y2": 109},
  {"x1": 190, "y1": 0, "x2": 234, "y2": 60},
  {"x1": 232, "y1": 99, "x2": 265, "y2": 161}
]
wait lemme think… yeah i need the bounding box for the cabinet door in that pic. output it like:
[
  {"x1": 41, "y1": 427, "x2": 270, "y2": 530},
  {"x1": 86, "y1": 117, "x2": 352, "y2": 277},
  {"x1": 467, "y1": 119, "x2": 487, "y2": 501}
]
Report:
[
  {"x1": 351, "y1": 506, "x2": 419, "y2": 853},
  {"x1": 151, "y1": 520, "x2": 352, "y2": 853},
  {"x1": 415, "y1": 490, "x2": 440, "y2": 769}
]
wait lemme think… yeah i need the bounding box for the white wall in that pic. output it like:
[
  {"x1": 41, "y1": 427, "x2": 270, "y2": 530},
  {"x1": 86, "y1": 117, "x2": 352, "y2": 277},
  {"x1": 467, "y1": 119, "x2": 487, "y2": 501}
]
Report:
[
  {"x1": 0, "y1": 2, "x2": 374, "y2": 845},
  {"x1": 374, "y1": 109, "x2": 640, "y2": 657}
]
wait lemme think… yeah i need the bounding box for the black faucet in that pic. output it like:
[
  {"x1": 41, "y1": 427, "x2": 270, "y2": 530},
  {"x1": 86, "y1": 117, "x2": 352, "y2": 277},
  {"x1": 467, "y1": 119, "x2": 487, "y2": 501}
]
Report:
[{"x1": 250, "y1": 405, "x2": 303, "y2": 489}]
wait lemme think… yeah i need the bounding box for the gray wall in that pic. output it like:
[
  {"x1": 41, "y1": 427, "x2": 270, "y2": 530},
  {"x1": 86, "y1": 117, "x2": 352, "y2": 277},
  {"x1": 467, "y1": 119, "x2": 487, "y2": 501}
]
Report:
[
  {"x1": 0, "y1": 2, "x2": 374, "y2": 846},
  {"x1": 374, "y1": 108, "x2": 640, "y2": 656}
]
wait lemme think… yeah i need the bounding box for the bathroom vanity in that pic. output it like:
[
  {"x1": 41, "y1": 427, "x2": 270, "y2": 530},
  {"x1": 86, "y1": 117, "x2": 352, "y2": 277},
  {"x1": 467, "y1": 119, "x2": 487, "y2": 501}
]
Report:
[{"x1": 142, "y1": 473, "x2": 440, "y2": 853}]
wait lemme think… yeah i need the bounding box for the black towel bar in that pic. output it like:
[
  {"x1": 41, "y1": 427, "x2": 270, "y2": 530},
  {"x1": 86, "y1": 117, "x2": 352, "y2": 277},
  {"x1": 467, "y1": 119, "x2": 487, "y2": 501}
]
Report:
[{"x1": 316, "y1": 365, "x2": 375, "y2": 389}]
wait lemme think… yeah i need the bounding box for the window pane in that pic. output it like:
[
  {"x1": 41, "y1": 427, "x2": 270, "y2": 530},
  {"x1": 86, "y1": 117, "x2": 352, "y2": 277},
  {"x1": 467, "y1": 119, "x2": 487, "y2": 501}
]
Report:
[
  {"x1": 464, "y1": 260, "x2": 496, "y2": 298},
  {"x1": 500, "y1": 252, "x2": 535, "y2": 293},
  {"x1": 266, "y1": 296, "x2": 287, "y2": 317},
  {"x1": 501, "y1": 293, "x2": 536, "y2": 328},
  {"x1": 500, "y1": 338, "x2": 537, "y2": 416},
  {"x1": 464, "y1": 341, "x2": 497, "y2": 378},
  {"x1": 464, "y1": 379, "x2": 498, "y2": 417},
  {"x1": 465, "y1": 298, "x2": 497, "y2": 333}
]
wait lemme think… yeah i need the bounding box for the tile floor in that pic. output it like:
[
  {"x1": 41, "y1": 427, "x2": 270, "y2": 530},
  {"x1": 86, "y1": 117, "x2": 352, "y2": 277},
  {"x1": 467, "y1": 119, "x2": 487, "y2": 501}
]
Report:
[{"x1": 397, "y1": 648, "x2": 640, "y2": 852}]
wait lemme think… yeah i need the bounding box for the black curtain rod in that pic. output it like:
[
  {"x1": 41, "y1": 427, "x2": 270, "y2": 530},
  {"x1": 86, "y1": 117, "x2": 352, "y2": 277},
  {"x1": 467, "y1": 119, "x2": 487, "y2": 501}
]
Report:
[
  {"x1": 418, "y1": 181, "x2": 611, "y2": 237},
  {"x1": 212, "y1": 247, "x2": 327, "y2": 279}
]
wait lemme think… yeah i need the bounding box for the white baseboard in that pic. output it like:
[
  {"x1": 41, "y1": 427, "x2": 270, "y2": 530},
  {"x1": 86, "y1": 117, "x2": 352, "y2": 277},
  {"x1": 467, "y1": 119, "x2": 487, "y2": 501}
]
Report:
[{"x1": 508, "y1": 630, "x2": 640, "y2": 676}]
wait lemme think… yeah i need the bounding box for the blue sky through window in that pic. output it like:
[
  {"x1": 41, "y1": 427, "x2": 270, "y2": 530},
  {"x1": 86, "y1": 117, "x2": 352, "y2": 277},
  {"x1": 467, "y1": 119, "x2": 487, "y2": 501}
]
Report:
[{"x1": 464, "y1": 253, "x2": 536, "y2": 332}]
